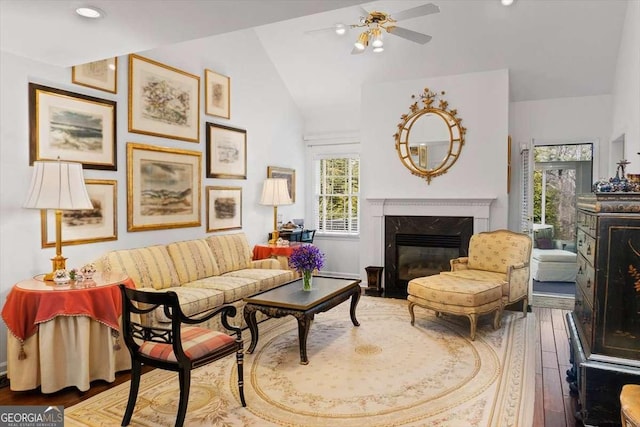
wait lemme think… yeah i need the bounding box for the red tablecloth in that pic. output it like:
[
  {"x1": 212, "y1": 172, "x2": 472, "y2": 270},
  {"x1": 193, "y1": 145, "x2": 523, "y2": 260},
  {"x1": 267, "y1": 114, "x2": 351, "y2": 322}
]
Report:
[
  {"x1": 253, "y1": 242, "x2": 306, "y2": 261},
  {"x1": 1, "y1": 273, "x2": 134, "y2": 343}
]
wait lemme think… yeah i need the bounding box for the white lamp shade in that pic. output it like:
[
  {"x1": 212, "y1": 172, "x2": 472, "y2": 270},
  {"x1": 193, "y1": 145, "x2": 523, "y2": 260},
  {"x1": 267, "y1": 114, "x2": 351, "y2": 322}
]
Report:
[
  {"x1": 24, "y1": 160, "x2": 93, "y2": 210},
  {"x1": 260, "y1": 178, "x2": 292, "y2": 206}
]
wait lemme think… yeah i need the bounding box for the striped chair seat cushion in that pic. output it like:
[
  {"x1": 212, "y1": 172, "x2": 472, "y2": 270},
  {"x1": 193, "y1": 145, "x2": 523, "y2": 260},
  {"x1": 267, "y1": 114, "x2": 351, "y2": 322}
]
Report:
[
  {"x1": 138, "y1": 326, "x2": 235, "y2": 362},
  {"x1": 183, "y1": 276, "x2": 260, "y2": 303}
]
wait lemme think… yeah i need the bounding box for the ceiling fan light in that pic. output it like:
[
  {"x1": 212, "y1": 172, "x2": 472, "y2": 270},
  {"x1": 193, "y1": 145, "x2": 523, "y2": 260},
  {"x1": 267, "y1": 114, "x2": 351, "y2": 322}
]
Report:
[
  {"x1": 335, "y1": 23, "x2": 346, "y2": 35},
  {"x1": 354, "y1": 32, "x2": 369, "y2": 50},
  {"x1": 501, "y1": 0, "x2": 514, "y2": 5},
  {"x1": 371, "y1": 27, "x2": 383, "y2": 48}
]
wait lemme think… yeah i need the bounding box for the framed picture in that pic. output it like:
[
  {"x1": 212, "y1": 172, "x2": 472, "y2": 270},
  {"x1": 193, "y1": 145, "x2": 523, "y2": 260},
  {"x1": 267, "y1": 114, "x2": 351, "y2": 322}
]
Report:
[
  {"x1": 127, "y1": 143, "x2": 201, "y2": 231},
  {"x1": 128, "y1": 54, "x2": 200, "y2": 143},
  {"x1": 206, "y1": 186, "x2": 242, "y2": 232},
  {"x1": 29, "y1": 83, "x2": 117, "y2": 170},
  {"x1": 267, "y1": 166, "x2": 295, "y2": 202},
  {"x1": 41, "y1": 179, "x2": 117, "y2": 247},
  {"x1": 72, "y1": 57, "x2": 118, "y2": 93},
  {"x1": 206, "y1": 122, "x2": 246, "y2": 179},
  {"x1": 205, "y1": 69, "x2": 230, "y2": 119}
]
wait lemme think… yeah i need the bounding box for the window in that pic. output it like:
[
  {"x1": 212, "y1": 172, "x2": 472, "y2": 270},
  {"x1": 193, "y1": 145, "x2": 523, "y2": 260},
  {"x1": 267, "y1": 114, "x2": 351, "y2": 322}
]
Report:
[{"x1": 315, "y1": 157, "x2": 359, "y2": 234}]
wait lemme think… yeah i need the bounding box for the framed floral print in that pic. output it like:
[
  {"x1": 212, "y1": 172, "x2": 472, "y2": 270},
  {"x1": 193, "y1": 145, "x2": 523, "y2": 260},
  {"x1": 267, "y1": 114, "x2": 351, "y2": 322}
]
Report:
[
  {"x1": 41, "y1": 179, "x2": 117, "y2": 247},
  {"x1": 205, "y1": 69, "x2": 230, "y2": 119},
  {"x1": 129, "y1": 54, "x2": 200, "y2": 143},
  {"x1": 127, "y1": 143, "x2": 201, "y2": 231},
  {"x1": 206, "y1": 122, "x2": 246, "y2": 179},
  {"x1": 72, "y1": 57, "x2": 118, "y2": 93},
  {"x1": 267, "y1": 166, "x2": 295, "y2": 202},
  {"x1": 29, "y1": 83, "x2": 117, "y2": 170},
  {"x1": 206, "y1": 186, "x2": 242, "y2": 232}
]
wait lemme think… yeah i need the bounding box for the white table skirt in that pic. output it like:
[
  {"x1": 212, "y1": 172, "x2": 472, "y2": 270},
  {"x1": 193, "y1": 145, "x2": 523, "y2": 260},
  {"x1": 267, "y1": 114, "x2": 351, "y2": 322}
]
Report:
[{"x1": 7, "y1": 315, "x2": 130, "y2": 393}]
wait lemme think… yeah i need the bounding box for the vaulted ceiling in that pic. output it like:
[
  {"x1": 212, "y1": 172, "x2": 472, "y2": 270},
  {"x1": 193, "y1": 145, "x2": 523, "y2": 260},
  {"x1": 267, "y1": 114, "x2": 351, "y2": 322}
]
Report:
[{"x1": 1, "y1": 0, "x2": 629, "y2": 124}]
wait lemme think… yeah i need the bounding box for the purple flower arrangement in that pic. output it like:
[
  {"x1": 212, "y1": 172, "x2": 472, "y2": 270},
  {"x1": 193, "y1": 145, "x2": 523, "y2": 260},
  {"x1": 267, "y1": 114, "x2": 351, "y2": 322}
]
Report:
[{"x1": 288, "y1": 245, "x2": 325, "y2": 273}]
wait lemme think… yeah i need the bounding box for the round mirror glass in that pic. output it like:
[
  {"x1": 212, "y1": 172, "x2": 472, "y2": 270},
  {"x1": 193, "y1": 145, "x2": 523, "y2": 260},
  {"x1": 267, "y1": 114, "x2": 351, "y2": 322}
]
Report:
[{"x1": 407, "y1": 112, "x2": 451, "y2": 172}]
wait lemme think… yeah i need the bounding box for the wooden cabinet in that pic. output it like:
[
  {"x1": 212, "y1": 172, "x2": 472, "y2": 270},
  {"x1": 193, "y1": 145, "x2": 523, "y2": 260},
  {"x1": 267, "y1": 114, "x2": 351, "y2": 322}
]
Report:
[{"x1": 567, "y1": 193, "x2": 640, "y2": 426}]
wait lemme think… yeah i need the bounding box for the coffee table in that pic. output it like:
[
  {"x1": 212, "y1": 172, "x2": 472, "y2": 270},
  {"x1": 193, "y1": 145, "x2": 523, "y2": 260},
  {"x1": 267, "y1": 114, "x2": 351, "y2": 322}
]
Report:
[{"x1": 243, "y1": 276, "x2": 361, "y2": 365}]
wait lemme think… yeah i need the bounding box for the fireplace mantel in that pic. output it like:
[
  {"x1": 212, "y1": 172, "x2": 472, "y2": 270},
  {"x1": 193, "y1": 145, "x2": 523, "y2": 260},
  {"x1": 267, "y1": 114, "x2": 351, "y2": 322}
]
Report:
[{"x1": 366, "y1": 197, "x2": 496, "y2": 268}]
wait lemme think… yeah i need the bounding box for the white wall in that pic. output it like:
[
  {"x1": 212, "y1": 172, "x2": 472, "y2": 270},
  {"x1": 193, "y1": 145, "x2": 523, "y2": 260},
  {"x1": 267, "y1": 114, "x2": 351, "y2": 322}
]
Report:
[
  {"x1": 611, "y1": 0, "x2": 640, "y2": 172},
  {"x1": 0, "y1": 28, "x2": 305, "y2": 371},
  {"x1": 508, "y1": 95, "x2": 613, "y2": 229},
  {"x1": 359, "y1": 69, "x2": 510, "y2": 280}
]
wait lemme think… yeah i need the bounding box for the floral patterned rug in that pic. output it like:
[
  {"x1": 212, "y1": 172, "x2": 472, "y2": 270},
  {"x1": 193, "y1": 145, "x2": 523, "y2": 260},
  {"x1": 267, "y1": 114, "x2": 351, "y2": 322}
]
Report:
[{"x1": 65, "y1": 296, "x2": 535, "y2": 426}]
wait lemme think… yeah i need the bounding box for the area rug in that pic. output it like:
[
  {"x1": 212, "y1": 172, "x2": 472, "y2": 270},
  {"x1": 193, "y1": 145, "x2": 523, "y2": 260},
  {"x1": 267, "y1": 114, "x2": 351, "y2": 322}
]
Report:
[{"x1": 65, "y1": 296, "x2": 535, "y2": 427}]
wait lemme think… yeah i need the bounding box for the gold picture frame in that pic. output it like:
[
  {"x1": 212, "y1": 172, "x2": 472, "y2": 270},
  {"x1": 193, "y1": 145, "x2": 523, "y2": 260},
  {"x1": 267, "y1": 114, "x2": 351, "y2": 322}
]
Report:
[
  {"x1": 127, "y1": 143, "x2": 201, "y2": 231},
  {"x1": 29, "y1": 83, "x2": 117, "y2": 170},
  {"x1": 507, "y1": 135, "x2": 512, "y2": 194},
  {"x1": 206, "y1": 122, "x2": 247, "y2": 179},
  {"x1": 128, "y1": 54, "x2": 200, "y2": 143},
  {"x1": 41, "y1": 179, "x2": 117, "y2": 247},
  {"x1": 267, "y1": 166, "x2": 295, "y2": 202},
  {"x1": 205, "y1": 69, "x2": 230, "y2": 119},
  {"x1": 72, "y1": 57, "x2": 118, "y2": 93},
  {"x1": 206, "y1": 186, "x2": 242, "y2": 232}
]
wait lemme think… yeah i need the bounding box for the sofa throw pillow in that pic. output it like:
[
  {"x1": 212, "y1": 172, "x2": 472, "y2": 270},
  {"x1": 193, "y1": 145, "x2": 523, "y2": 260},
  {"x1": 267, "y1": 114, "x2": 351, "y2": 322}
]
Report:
[{"x1": 536, "y1": 238, "x2": 554, "y2": 249}]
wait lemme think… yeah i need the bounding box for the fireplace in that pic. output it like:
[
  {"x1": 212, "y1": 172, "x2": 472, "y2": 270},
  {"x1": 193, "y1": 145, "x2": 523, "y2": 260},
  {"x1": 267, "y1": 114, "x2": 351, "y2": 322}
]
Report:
[{"x1": 384, "y1": 216, "x2": 473, "y2": 298}]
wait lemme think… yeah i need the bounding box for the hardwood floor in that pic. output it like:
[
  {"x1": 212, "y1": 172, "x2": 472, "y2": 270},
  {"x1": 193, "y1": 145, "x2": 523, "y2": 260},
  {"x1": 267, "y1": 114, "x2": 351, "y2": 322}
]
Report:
[{"x1": 0, "y1": 307, "x2": 580, "y2": 426}]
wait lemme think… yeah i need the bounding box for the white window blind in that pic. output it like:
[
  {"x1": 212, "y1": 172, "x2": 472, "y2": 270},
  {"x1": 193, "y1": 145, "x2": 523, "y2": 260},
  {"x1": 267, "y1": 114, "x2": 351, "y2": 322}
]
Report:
[
  {"x1": 520, "y1": 147, "x2": 531, "y2": 233},
  {"x1": 315, "y1": 157, "x2": 360, "y2": 234}
]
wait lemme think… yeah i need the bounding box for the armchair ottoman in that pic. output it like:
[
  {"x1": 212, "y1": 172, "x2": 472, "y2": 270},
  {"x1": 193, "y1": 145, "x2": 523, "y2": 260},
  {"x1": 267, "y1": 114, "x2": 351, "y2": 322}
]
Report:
[{"x1": 408, "y1": 275, "x2": 503, "y2": 340}]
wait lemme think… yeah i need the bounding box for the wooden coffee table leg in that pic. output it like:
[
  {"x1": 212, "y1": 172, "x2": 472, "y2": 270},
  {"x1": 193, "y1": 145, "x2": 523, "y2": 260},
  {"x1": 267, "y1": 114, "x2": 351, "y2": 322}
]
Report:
[
  {"x1": 349, "y1": 286, "x2": 361, "y2": 327},
  {"x1": 296, "y1": 314, "x2": 314, "y2": 365},
  {"x1": 244, "y1": 304, "x2": 259, "y2": 353}
]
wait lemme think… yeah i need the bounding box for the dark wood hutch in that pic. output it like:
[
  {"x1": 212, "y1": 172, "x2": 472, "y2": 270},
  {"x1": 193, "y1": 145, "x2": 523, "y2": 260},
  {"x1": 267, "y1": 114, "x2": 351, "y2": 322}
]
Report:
[{"x1": 567, "y1": 193, "x2": 640, "y2": 426}]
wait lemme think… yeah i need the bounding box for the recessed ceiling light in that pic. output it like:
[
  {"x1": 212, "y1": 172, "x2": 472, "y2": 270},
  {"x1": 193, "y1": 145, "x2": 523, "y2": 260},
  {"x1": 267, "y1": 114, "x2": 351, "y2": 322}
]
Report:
[
  {"x1": 335, "y1": 24, "x2": 346, "y2": 36},
  {"x1": 75, "y1": 6, "x2": 105, "y2": 19},
  {"x1": 501, "y1": 0, "x2": 514, "y2": 5}
]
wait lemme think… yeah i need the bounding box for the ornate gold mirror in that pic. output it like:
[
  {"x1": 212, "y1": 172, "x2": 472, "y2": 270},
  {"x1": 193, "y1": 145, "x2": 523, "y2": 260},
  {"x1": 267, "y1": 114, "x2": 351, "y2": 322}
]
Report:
[{"x1": 394, "y1": 88, "x2": 466, "y2": 184}]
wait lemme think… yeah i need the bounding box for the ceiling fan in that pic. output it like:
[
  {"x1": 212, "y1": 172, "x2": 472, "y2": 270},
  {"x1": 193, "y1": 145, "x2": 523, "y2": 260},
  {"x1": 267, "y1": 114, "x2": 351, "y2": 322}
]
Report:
[{"x1": 308, "y1": 3, "x2": 440, "y2": 54}]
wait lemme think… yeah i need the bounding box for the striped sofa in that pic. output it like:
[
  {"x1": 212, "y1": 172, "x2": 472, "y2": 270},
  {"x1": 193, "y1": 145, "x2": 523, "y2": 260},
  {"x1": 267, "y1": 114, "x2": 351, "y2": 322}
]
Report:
[{"x1": 94, "y1": 233, "x2": 294, "y2": 332}]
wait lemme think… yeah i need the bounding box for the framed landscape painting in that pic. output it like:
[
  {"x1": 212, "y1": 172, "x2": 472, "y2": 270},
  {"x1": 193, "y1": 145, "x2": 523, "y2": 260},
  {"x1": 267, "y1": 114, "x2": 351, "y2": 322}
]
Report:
[
  {"x1": 129, "y1": 54, "x2": 200, "y2": 142},
  {"x1": 29, "y1": 83, "x2": 117, "y2": 170},
  {"x1": 41, "y1": 179, "x2": 117, "y2": 247},
  {"x1": 127, "y1": 143, "x2": 201, "y2": 231},
  {"x1": 206, "y1": 122, "x2": 246, "y2": 179},
  {"x1": 72, "y1": 57, "x2": 118, "y2": 93},
  {"x1": 267, "y1": 166, "x2": 295, "y2": 202},
  {"x1": 207, "y1": 186, "x2": 242, "y2": 232},
  {"x1": 205, "y1": 69, "x2": 230, "y2": 119}
]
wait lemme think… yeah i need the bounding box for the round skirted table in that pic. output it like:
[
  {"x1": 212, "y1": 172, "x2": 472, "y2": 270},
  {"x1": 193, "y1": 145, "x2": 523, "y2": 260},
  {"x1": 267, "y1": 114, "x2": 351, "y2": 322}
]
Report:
[{"x1": 1, "y1": 272, "x2": 135, "y2": 392}]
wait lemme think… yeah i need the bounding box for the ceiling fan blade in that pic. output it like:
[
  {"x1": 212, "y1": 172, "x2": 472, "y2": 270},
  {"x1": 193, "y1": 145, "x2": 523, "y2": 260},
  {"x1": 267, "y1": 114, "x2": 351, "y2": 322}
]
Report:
[
  {"x1": 305, "y1": 23, "x2": 349, "y2": 36},
  {"x1": 391, "y1": 3, "x2": 440, "y2": 21},
  {"x1": 357, "y1": 5, "x2": 370, "y2": 17},
  {"x1": 387, "y1": 26, "x2": 432, "y2": 44}
]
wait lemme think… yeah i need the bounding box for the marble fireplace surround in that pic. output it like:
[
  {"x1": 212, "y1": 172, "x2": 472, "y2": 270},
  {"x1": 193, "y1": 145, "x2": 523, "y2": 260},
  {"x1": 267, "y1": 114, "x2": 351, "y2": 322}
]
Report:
[{"x1": 367, "y1": 198, "x2": 496, "y2": 269}]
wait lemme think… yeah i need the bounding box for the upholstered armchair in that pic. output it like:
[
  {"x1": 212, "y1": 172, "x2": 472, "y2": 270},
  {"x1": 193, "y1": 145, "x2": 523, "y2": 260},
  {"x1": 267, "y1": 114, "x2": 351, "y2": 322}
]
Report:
[
  {"x1": 442, "y1": 229, "x2": 532, "y2": 314},
  {"x1": 408, "y1": 229, "x2": 532, "y2": 339}
]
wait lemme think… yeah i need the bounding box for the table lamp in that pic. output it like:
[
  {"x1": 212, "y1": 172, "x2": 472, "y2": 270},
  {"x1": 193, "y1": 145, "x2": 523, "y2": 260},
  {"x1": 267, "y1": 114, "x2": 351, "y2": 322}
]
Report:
[
  {"x1": 23, "y1": 159, "x2": 93, "y2": 281},
  {"x1": 260, "y1": 178, "x2": 292, "y2": 244}
]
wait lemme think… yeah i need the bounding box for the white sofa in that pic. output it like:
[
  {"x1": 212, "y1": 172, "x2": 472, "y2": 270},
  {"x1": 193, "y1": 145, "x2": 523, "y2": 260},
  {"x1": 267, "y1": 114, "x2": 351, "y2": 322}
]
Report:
[{"x1": 531, "y1": 248, "x2": 577, "y2": 282}]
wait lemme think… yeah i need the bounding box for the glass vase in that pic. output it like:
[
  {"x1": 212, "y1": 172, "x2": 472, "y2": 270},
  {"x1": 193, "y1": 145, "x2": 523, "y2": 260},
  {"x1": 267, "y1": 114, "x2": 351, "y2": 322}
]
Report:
[{"x1": 302, "y1": 270, "x2": 313, "y2": 291}]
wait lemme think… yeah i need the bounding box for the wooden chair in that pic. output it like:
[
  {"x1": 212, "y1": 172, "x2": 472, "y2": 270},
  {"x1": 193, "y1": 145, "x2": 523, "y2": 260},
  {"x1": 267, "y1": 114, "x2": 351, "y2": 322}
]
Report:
[
  {"x1": 301, "y1": 229, "x2": 316, "y2": 243},
  {"x1": 119, "y1": 285, "x2": 246, "y2": 427}
]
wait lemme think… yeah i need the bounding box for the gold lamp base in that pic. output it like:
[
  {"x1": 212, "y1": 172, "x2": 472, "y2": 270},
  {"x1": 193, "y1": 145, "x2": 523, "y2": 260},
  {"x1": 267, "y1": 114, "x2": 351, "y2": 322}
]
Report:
[
  {"x1": 269, "y1": 230, "x2": 280, "y2": 245},
  {"x1": 43, "y1": 254, "x2": 67, "y2": 281}
]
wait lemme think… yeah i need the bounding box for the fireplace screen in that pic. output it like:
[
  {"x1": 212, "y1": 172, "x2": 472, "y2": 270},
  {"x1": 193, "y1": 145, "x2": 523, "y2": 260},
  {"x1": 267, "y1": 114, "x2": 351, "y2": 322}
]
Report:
[{"x1": 397, "y1": 245, "x2": 459, "y2": 281}]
